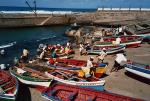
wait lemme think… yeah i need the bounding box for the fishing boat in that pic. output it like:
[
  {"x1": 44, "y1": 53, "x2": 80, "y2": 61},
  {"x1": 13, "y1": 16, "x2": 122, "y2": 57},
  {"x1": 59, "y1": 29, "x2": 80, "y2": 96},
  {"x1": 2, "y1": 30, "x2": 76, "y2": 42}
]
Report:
[
  {"x1": 124, "y1": 61, "x2": 150, "y2": 79},
  {"x1": 38, "y1": 45, "x2": 75, "y2": 60},
  {"x1": 24, "y1": 64, "x2": 105, "y2": 87},
  {"x1": 10, "y1": 66, "x2": 52, "y2": 87},
  {"x1": 93, "y1": 35, "x2": 141, "y2": 42},
  {"x1": 87, "y1": 45, "x2": 125, "y2": 55},
  {"x1": 42, "y1": 83, "x2": 143, "y2": 101},
  {"x1": 45, "y1": 69, "x2": 105, "y2": 87},
  {"x1": 0, "y1": 70, "x2": 19, "y2": 101},
  {"x1": 48, "y1": 58, "x2": 107, "y2": 78},
  {"x1": 94, "y1": 35, "x2": 142, "y2": 48}
]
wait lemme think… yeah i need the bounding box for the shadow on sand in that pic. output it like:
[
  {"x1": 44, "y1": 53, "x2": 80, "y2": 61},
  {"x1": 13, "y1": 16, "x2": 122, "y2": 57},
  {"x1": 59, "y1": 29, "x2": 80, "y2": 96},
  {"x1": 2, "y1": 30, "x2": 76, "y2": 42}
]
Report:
[
  {"x1": 125, "y1": 71, "x2": 150, "y2": 85},
  {"x1": 16, "y1": 82, "x2": 31, "y2": 101}
]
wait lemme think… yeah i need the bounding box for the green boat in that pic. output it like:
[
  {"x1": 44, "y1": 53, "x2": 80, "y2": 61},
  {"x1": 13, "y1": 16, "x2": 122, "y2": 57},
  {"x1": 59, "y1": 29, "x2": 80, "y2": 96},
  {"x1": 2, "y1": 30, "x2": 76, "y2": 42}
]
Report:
[{"x1": 10, "y1": 67, "x2": 52, "y2": 88}]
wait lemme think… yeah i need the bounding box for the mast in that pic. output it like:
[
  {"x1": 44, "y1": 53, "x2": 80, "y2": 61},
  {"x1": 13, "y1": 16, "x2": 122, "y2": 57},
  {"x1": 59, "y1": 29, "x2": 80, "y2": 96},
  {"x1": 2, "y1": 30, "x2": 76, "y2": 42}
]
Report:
[{"x1": 25, "y1": 0, "x2": 37, "y2": 16}]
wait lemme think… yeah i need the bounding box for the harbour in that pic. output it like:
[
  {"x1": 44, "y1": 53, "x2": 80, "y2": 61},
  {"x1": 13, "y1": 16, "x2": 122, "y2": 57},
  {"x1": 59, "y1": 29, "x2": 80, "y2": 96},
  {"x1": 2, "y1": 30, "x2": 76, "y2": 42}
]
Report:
[{"x1": 0, "y1": 1, "x2": 150, "y2": 101}]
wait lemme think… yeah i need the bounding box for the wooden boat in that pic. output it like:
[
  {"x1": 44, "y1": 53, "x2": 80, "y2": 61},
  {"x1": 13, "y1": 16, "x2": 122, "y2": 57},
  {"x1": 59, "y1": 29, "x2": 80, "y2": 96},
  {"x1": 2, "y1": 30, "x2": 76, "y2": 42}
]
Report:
[
  {"x1": 87, "y1": 45, "x2": 125, "y2": 55},
  {"x1": 0, "y1": 70, "x2": 19, "y2": 101},
  {"x1": 10, "y1": 66, "x2": 52, "y2": 87},
  {"x1": 94, "y1": 35, "x2": 142, "y2": 48},
  {"x1": 93, "y1": 35, "x2": 141, "y2": 42},
  {"x1": 124, "y1": 61, "x2": 150, "y2": 79},
  {"x1": 42, "y1": 83, "x2": 143, "y2": 101},
  {"x1": 25, "y1": 63, "x2": 105, "y2": 87},
  {"x1": 48, "y1": 58, "x2": 107, "y2": 78}
]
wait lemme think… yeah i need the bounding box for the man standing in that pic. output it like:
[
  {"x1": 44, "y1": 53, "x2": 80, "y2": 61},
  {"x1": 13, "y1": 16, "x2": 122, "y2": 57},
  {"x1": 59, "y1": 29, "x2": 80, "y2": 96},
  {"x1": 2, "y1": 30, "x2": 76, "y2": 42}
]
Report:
[
  {"x1": 97, "y1": 48, "x2": 107, "y2": 63},
  {"x1": 110, "y1": 53, "x2": 127, "y2": 72}
]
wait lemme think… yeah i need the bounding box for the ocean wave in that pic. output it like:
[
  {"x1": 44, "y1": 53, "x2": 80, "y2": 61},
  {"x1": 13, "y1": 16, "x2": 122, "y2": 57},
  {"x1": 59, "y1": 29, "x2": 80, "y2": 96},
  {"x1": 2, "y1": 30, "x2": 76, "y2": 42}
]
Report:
[
  {"x1": 0, "y1": 10, "x2": 80, "y2": 14},
  {"x1": 0, "y1": 42, "x2": 16, "y2": 49},
  {"x1": 36, "y1": 35, "x2": 56, "y2": 42}
]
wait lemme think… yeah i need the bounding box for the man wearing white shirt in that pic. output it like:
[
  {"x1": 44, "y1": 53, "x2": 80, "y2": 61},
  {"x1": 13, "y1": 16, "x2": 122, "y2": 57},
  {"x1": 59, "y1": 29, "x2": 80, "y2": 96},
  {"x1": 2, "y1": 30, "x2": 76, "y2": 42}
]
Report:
[{"x1": 110, "y1": 53, "x2": 127, "y2": 72}]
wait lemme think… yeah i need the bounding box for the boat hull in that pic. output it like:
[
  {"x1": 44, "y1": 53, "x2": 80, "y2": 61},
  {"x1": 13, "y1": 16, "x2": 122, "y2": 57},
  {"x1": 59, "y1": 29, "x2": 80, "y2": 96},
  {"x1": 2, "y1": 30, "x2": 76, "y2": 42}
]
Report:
[
  {"x1": 88, "y1": 45, "x2": 125, "y2": 55},
  {"x1": 95, "y1": 40, "x2": 141, "y2": 48},
  {"x1": 42, "y1": 84, "x2": 143, "y2": 101},
  {"x1": 10, "y1": 68, "x2": 52, "y2": 87},
  {"x1": 45, "y1": 72, "x2": 105, "y2": 86},
  {"x1": 0, "y1": 70, "x2": 18, "y2": 101},
  {"x1": 125, "y1": 64, "x2": 150, "y2": 79}
]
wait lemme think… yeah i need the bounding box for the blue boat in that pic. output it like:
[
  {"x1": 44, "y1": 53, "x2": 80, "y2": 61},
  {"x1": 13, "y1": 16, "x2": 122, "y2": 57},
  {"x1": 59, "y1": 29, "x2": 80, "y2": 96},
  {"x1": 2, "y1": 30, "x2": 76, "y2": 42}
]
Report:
[{"x1": 124, "y1": 62, "x2": 150, "y2": 79}]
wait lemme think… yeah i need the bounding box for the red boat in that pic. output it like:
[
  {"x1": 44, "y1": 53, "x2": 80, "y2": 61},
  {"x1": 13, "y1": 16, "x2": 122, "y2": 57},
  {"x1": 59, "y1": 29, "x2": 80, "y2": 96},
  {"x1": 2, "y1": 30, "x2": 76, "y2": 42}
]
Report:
[
  {"x1": 0, "y1": 70, "x2": 19, "y2": 101},
  {"x1": 94, "y1": 35, "x2": 142, "y2": 48},
  {"x1": 49, "y1": 58, "x2": 107, "y2": 78},
  {"x1": 42, "y1": 83, "x2": 143, "y2": 101}
]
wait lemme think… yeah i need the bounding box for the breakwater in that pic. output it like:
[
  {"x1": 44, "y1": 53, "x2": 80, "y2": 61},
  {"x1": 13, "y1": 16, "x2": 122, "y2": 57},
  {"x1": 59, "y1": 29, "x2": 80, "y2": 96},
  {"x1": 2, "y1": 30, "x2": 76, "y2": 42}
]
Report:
[{"x1": 0, "y1": 10, "x2": 150, "y2": 27}]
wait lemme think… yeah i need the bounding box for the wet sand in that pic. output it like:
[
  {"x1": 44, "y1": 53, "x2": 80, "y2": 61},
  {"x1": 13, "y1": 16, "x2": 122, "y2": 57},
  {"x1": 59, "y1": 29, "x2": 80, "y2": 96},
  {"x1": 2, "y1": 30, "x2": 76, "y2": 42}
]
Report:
[{"x1": 18, "y1": 43, "x2": 150, "y2": 101}]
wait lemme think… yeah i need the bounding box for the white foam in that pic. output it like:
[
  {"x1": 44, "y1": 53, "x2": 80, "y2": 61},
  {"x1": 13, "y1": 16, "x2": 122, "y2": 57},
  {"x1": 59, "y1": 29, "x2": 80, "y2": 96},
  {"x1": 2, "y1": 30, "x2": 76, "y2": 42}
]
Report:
[
  {"x1": 0, "y1": 42, "x2": 16, "y2": 49},
  {"x1": 0, "y1": 10, "x2": 79, "y2": 14}
]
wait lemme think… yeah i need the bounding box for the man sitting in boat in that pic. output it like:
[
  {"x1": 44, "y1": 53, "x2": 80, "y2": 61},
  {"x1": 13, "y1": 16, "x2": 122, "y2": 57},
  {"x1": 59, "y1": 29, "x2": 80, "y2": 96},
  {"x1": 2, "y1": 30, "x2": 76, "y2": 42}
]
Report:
[
  {"x1": 52, "y1": 49, "x2": 58, "y2": 58},
  {"x1": 97, "y1": 48, "x2": 107, "y2": 63},
  {"x1": 81, "y1": 57, "x2": 95, "y2": 78}
]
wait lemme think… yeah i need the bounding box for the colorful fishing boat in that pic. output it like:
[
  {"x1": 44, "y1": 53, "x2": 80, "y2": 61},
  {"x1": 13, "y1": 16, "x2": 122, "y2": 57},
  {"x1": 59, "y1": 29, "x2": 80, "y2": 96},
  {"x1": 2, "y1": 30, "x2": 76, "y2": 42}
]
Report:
[
  {"x1": 124, "y1": 61, "x2": 150, "y2": 79},
  {"x1": 0, "y1": 70, "x2": 19, "y2": 101},
  {"x1": 87, "y1": 45, "x2": 125, "y2": 55},
  {"x1": 93, "y1": 35, "x2": 141, "y2": 42},
  {"x1": 94, "y1": 35, "x2": 142, "y2": 48},
  {"x1": 48, "y1": 58, "x2": 107, "y2": 78},
  {"x1": 42, "y1": 83, "x2": 143, "y2": 101},
  {"x1": 10, "y1": 66, "x2": 52, "y2": 87},
  {"x1": 24, "y1": 63, "x2": 105, "y2": 87},
  {"x1": 45, "y1": 69, "x2": 105, "y2": 87}
]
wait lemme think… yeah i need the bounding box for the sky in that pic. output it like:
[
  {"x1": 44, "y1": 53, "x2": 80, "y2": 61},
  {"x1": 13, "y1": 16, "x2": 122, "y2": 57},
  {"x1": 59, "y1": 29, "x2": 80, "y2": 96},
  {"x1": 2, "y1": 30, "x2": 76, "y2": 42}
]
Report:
[{"x1": 0, "y1": 0, "x2": 149, "y2": 8}]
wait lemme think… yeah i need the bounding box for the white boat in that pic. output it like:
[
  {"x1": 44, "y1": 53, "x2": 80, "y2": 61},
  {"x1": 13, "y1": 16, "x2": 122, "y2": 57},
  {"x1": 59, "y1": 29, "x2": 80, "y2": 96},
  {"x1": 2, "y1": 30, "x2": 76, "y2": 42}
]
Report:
[
  {"x1": 45, "y1": 72, "x2": 105, "y2": 86},
  {"x1": 125, "y1": 62, "x2": 150, "y2": 79},
  {"x1": 10, "y1": 67, "x2": 52, "y2": 87}
]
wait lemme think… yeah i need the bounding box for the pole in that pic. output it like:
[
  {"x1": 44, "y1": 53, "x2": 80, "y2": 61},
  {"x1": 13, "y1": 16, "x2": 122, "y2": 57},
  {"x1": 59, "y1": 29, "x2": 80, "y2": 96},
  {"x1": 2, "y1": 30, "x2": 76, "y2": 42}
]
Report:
[
  {"x1": 25, "y1": 0, "x2": 37, "y2": 16},
  {"x1": 33, "y1": 0, "x2": 37, "y2": 16}
]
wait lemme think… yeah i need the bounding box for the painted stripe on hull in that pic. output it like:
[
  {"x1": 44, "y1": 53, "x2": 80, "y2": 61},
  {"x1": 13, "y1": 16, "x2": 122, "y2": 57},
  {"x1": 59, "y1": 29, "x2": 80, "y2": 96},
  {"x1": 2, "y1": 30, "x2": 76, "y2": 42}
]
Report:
[{"x1": 125, "y1": 67, "x2": 150, "y2": 79}]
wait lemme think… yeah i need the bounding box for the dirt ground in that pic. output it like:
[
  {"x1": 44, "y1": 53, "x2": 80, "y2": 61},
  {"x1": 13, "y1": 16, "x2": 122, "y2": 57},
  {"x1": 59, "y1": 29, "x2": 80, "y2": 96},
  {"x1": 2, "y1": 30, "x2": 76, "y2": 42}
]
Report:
[{"x1": 17, "y1": 43, "x2": 150, "y2": 101}]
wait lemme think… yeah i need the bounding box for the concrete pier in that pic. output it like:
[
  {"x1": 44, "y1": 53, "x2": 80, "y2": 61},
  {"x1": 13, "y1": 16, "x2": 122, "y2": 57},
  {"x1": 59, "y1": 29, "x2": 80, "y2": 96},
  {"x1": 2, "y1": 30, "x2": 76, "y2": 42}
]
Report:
[{"x1": 0, "y1": 10, "x2": 150, "y2": 27}]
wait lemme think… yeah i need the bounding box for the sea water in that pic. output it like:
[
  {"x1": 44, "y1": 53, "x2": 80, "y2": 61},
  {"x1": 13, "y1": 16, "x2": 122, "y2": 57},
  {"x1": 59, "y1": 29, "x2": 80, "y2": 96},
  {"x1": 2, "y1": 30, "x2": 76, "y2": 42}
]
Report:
[{"x1": 0, "y1": 26, "x2": 69, "y2": 64}]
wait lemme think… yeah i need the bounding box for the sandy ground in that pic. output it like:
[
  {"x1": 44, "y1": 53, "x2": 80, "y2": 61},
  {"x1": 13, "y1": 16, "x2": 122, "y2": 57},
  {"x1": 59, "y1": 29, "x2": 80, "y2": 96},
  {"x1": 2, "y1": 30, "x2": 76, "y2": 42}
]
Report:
[{"x1": 16, "y1": 44, "x2": 150, "y2": 101}]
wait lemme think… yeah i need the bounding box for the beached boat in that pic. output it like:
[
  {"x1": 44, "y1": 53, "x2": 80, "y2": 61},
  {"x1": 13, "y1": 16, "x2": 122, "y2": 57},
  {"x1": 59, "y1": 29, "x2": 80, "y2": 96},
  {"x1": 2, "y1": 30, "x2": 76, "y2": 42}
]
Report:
[
  {"x1": 87, "y1": 45, "x2": 125, "y2": 55},
  {"x1": 124, "y1": 61, "x2": 150, "y2": 79},
  {"x1": 0, "y1": 70, "x2": 19, "y2": 101},
  {"x1": 45, "y1": 70, "x2": 105, "y2": 87},
  {"x1": 10, "y1": 66, "x2": 52, "y2": 87},
  {"x1": 24, "y1": 63, "x2": 105, "y2": 87},
  {"x1": 48, "y1": 58, "x2": 107, "y2": 78},
  {"x1": 93, "y1": 35, "x2": 141, "y2": 42},
  {"x1": 42, "y1": 83, "x2": 143, "y2": 101},
  {"x1": 94, "y1": 35, "x2": 142, "y2": 48}
]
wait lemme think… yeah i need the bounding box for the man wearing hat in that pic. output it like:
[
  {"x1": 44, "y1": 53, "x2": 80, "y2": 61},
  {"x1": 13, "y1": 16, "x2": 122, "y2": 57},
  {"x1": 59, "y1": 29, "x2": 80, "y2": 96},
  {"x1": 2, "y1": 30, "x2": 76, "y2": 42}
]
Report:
[{"x1": 97, "y1": 48, "x2": 107, "y2": 63}]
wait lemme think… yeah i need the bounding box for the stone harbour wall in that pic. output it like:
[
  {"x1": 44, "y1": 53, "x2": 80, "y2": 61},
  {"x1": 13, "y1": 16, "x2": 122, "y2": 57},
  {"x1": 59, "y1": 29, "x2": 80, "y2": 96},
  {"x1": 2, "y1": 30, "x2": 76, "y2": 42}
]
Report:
[{"x1": 0, "y1": 11, "x2": 150, "y2": 27}]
